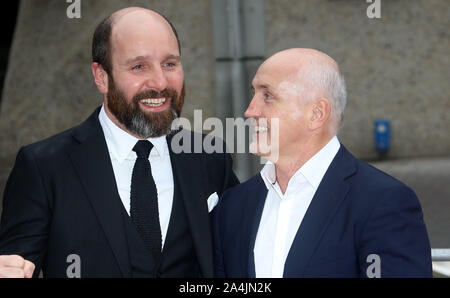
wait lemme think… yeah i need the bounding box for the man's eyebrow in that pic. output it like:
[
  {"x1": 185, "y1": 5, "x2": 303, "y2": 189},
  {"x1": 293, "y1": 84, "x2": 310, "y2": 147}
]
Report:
[
  {"x1": 125, "y1": 55, "x2": 150, "y2": 64},
  {"x1": 165, "y1": 54, "x2": 181, "y2": 62},
  {"x1": 252, "y1": 84, "x2": 272, "y2": 90},
  {"x1": 125, "y1": 54, "x2": 181, "y2": 65}
]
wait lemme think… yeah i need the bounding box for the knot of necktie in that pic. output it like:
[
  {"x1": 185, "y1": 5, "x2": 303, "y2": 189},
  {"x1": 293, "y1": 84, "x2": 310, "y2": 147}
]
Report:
[{"x1": 133, "y1": 140, "x2": 153, "y2": 159}]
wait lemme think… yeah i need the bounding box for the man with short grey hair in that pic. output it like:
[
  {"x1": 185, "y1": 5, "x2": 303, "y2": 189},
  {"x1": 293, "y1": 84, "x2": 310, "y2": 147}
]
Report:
[{"x1": 213, "y1": 48, "x2": 432, "y2": 278}]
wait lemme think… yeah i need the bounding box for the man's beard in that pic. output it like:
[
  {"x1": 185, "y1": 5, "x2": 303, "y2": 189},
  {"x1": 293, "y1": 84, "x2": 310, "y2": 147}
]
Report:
[{"x1": 107, "y1": 76, "x2": 185, "y2": 138}]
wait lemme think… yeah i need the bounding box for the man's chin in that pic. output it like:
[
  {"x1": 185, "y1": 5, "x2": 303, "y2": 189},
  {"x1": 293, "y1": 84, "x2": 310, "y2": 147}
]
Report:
[{"x1": 250, "y1": 141, "x2": 271, "y2": 157}]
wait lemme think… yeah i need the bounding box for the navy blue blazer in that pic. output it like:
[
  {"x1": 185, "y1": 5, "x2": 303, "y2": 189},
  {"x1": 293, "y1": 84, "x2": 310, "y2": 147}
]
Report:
[{"x1": 213, "y1": 145, "x2": 432, "y2": 278}]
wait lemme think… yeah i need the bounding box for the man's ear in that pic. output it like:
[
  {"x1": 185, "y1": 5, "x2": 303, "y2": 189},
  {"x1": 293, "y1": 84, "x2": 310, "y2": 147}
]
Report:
[
  {"x1": 91, "y1": 63, "x2": 109, "y2": 94},
  {"x1": 309, "y1": 97, "x2": 331, "y2": 130}
]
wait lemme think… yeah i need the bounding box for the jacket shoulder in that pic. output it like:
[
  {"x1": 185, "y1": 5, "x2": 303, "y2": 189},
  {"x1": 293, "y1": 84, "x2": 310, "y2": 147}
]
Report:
[
  {"x1": 20, "y1": 127, "x2": 77, "y2": 159},
  {"x1": 353, "y1": 159, "x2": 414, "y2": 194},
  {"x1": 19, "y1": 107, "x2": 102, "y2": 160},
  {"x1": 220, "y1": 174, "x2": 262, "y2": 201}
]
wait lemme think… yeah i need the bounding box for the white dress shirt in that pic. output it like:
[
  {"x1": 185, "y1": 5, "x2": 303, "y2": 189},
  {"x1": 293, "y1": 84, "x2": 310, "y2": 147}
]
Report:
[
  {"x1": 98, "y1": 105, "x2": 174, "y2": 248},
  {"x1": 254, "y1": 136, "x2": 340, "y2": 278}
]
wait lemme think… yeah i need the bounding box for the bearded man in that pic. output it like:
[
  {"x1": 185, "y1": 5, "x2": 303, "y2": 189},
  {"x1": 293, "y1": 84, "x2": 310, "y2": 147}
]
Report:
[{"x1": 0, "y1": 7, "x2": 238, "y2": 278}]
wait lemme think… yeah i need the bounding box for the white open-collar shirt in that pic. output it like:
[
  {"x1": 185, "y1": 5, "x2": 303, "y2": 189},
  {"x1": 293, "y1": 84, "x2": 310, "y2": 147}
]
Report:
[
  {"x1": 255, "y1": 136, "x2": 340, "y2": 278},
  {"x1": 98, "y1": 105, "x2": 174, "y2": 248}
]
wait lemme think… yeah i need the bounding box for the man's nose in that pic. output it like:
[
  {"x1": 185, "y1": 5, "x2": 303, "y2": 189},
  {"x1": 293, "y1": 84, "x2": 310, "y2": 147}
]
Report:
[
  {"x1": 244, "y1": 96, "x2": 261, "y2": 118},
  {"x1": 145, "y1": 65, "x2": 168, "y2": 91}
]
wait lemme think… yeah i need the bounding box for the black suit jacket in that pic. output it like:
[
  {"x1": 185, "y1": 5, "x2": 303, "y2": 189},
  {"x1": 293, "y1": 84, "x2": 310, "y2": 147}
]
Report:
[
  {"x1": 0, "y1": 107, "x2": 239, "y2": 277},
  {"x1": 214, "y1": 145, "x2": 432, "y2": 277}
]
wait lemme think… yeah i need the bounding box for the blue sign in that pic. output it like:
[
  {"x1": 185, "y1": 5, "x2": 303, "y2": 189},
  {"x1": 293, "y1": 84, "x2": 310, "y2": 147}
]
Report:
[{"x1": 374, "y1": 120, "x2": 390, "y2": 153}]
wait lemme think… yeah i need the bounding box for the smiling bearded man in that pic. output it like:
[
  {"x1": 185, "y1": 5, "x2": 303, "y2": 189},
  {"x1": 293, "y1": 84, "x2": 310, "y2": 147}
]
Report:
[
  {"x1": 0, "y1": 7, "x2": 239, "y2": 278},
  {"x1": 107, "y1": 74, "x2": 185, "y2": 138}
]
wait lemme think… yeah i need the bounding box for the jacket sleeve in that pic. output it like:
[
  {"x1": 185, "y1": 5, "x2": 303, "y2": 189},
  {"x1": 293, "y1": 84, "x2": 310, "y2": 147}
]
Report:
[
  {"x1": 0, "y1": 147, "x2": 51, "y2": 277},
  {"x1": 220, "y1": 152, "x2": 240, "y2": 196},
  {"x1": 213, "y1": 188, "x2": 233, "y2": 278},
  {"x1": 206, "y1": 136, "x2": 239, "y2": 197},
  {"x1": 357, "y1": 184, "x2": 432, "y2": 277}
]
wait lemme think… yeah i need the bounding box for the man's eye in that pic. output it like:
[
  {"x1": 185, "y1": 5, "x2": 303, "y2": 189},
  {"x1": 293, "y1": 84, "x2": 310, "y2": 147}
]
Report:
[
  {"x1": 164, "y1": 62, "x2": 176, "y2": 68},
  {"x1": 264, "y1": 93, "x2": 273, "y2": 100},
  {"x1": 132, "y1": 65, "x2": 143, "y2": 70}
]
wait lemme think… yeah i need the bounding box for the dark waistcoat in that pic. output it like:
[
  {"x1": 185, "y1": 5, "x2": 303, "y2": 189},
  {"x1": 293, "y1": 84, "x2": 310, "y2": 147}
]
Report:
[{"x1": 120, "y1": 189, "x2": 201, "y2": 278}]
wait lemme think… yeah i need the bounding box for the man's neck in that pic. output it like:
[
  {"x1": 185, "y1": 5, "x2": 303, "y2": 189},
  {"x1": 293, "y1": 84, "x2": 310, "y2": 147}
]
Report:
[{"x1": 275, "y1": 134, "x2": 334, "y2": 194}]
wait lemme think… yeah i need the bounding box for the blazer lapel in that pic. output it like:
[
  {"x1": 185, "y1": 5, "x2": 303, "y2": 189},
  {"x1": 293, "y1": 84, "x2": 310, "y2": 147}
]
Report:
[
  {"x1": 243, "y1": 176, "x2": 267, "y2": 278},
  {"x1": 284, "y1": 146, "x2": 357, "y2": 277},
  {"x1": 166, "y1": 130, "x2": 213, "y2": 277},
  {"x1": 68, "y1": 108, "x2": 131, "y2": 277}
]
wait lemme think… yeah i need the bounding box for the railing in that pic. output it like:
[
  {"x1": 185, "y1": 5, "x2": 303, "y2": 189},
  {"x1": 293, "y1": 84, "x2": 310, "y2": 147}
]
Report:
[
  {"x1": 432, "y1": 249, "x2": 450, "y2": 277},
  {"x1": 432, "y1": 249, "x2": 450, "y2": 261}
]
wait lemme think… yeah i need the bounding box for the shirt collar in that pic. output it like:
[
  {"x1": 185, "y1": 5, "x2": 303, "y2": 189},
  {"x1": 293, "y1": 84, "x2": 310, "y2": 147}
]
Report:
[
  {"x1": 98, "y1": 105, "x2": 168, "y2": 163},
  {"x1": 300, "y1": 136, "x2": 340, "y2": 189},
  {"x1": 260, "y1": 136, "x2": 341, "y2": 191},
  {"x1": 260, "y1": 161, "x2": 277, "y2": 189}
]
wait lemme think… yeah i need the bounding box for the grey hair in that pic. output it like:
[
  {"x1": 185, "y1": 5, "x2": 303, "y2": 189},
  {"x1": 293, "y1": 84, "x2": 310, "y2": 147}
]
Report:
[
  {"x1": 297, "y1": 60, "x2": 347, "y2": 132},
  {"x1": 325, "y1": 66, "x2": 347, "y2": 130}
]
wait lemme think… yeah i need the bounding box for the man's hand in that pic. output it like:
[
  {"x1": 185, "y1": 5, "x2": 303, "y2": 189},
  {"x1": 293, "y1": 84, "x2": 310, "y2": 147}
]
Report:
[{"x1": 0, "y1": 255, "x2": 35, "y2": 278}]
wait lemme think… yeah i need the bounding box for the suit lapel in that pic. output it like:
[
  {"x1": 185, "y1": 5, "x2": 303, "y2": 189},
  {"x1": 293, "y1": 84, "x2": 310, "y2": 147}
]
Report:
[
  {"x1": 283, "y1": 146, "x2": 356, "y2": 277},
  {"x1": 243, "y1": 176, "x2": 267, "y2": 278},
  {"x1": 166, "y1": 130, "x2": 213, "y2": 277},
  {"x1": 68, "y1": 108, "x2": 131, "y2": 277}
]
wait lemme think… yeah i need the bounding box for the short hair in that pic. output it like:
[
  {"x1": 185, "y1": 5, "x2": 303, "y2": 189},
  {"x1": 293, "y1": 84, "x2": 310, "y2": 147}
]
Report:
[
  {"x1": 92, "y1": 8, "x2": 181, "y2": 75},
  {"x1": 325, "y1": 67, "x2": 347, "y2": 129},
  {"x1": 298, "y1": 61, "x2": 347, "y2": 131}
]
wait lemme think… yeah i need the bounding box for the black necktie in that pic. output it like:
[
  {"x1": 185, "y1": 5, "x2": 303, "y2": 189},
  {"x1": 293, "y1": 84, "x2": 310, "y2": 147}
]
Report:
[{"x1": 130, "y1": 140, "x2": 162, "y2": 260}]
